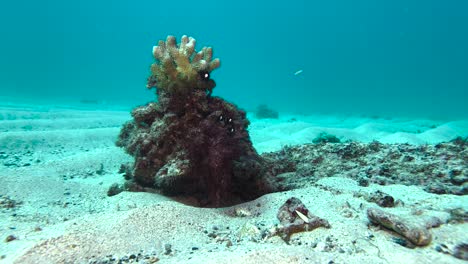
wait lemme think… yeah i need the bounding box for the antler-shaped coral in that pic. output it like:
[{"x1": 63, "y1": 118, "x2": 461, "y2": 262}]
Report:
[{"x1": 147, "y1": 35, "x2": 221, "y2": 95}]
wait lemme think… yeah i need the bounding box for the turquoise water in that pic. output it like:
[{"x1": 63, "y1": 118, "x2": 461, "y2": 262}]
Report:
[{"x1": 0, "y1": 0, "x2": 467, "y2": 118}]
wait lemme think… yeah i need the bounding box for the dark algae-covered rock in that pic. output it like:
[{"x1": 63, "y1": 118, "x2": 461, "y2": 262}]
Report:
[
  {"x1": 117, "y1": 36, "x2": 273, "y2": 207},
  {"x1": 312, "y1": 132, "x2": 341, "y2": 144}
]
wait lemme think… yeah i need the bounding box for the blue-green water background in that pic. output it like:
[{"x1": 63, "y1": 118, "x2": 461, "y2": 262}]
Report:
[{"x1": 0, "y1": 0, "x2": 466, "y2": 119}]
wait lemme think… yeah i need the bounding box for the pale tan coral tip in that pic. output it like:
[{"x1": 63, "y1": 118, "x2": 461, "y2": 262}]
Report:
[{"x1": 166, "y1": 35, "x2": 176, "y2": 47}]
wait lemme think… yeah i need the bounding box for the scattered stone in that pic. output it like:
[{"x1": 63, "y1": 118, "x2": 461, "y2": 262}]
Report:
[
  {"x1": 367, "y1": 208, "x2": 432, "y2": 246},
  {"x1": 207, "y1": 231, "x2": 217, "y2": 239},
  {"x1": 237, "y1": 223, "x2": 261, "y2": 242},
  {"x1": 323, "y1": 236, "x2": 339, "y2": 252},
  {"x1": 0, "y1": 195, "x2": 21, "y2": 209},
  {"x1": 5, "y1": 235, "x2": 17, "y2": 242},
  {"x1": 357, "y1": 178, "x2": 369, "y2": 187},
  {"x1": 367, "y1": 190, "x2": 395, "y2": 208},
  {"x1": 164, "y1": 244, "x2": 172, "y2": 255},
  {"x1": 88, "y1": 251, "x2": 160, "y2": 264},
  {"x1": 275, "y1": 197, "x2": 330, "y2": 242},
  {"x1": 225, "y1": 239, "x2": 233, "y2": 247},
  {"x1": 96, "y1": 163, "x2": 105, "y2": 175},
  {"x1": 368, "y1": 141, "x2": 382, "y2": 152},
  {"x1": 392, "y1": 237, "x2": 415, "y2": 248},
  {"x1": 401, "y1": 155, "x2": 415, "y2": 162},
  {"x1": 310, "y1": 235, "x2": 351, "y2": 254},
  {"x1": 435, "y1": 243, "x2": 451, "y2": 255},
  {"x1": 340, "y1": 208, "x2": 353, "y2": 218},
  {"x1": 84, "y1": 169, "x2": 94, "y2": 176},
  {"x1": 118, "y1": 164, "x2": 127, "y2": 174},
  {"x1": 232, "y1": 207, "x2": 252, "y2": 217},
  {"x1": 107, "y1": 183, "x2": 124, "y2": 197},
  {"x1": 3, "y1": 162, "x2": 19, "y2": 167},
  {"x1": 453, "y1": 243, "x2": 468, "y2": 260},
  {"x1": 337, "y1": 142, "x2": 367, "y2": 159},
  {"x1": 123, "y1": 181, "x2": 145, "y2": 192},
  {"x1": 425, "y1": 184, "x2": 447, "y2": 195},
  {"x1": 118, "y1": 163, "x2": 135, "y2": 180},
  {"x1": 451, "y1": 136, "x2": 467, "y2": 146},
  {"x1": 447, "y1": 208, "x2": 468, "y2": 223},
  {"x1": 424, "y1": 216, "x2": 444, "y2": 228},
  {"x1": 312, "y1": 132, "x2": 341, "y2": 144},
  {"x1": 449, "y1": 170, "x2": 467, "y2": 186}
]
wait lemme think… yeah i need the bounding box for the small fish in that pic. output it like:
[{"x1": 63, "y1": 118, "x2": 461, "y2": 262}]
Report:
[{"x1": 294, "y1": 70, "x2": 303, "y2": 76}]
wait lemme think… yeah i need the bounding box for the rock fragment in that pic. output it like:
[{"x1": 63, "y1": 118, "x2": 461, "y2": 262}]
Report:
[
  {"x1": 453, "y1": 243, "x2": 468, "y2": 260},
  {"x1": 275, "y1": 197, "x2": 330, "y2": 242},
  {"x1": 367, "y1": 208, "x2": 432, "y2": 246}
]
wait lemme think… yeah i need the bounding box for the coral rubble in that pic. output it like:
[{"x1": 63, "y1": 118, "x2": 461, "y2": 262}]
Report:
[
  {"x1": 312, "y1": 132, "x2": 341, "y2": 144},
  {"x1": 263, "y1": 139, "x2": 468, "y2": 195},
  {"x1": 367, "y1": 208, "x2": 432, "y2": 247},
  {"x1": 117, "y1": 36, "x2": 272, "y2": 207},
  {"x1": 275, "y1": 197, "x2": 330, "y2": 242}
]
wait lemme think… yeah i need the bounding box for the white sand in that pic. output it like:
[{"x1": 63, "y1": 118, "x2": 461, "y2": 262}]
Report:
[{"x1": 0, "y1": 103, "x2": 467, "y2": 263}]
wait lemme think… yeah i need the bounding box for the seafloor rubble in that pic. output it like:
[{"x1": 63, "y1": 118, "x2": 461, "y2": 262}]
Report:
[{"x1": 263, "y1": 137, "x2": 467, "y2": 196}]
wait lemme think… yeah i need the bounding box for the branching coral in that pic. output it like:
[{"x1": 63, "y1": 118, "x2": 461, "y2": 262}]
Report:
[{"x1": 147, "y1": 35, "x2": 221, "y2": 95}]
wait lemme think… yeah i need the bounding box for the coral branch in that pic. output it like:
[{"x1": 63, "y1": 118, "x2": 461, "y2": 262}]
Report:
[{"x1": 147, "y1": 35, "x2": 221, "y2": 95}]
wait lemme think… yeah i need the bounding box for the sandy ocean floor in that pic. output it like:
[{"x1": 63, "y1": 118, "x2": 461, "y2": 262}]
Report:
[{"x1": 0, "y1": 100, "x2": 467, "y2": 264}]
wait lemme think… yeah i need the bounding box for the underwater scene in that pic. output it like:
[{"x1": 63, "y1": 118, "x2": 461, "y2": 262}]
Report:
[{"x1": 0, "y1": 0, "x2": 467, "y2": 263}]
